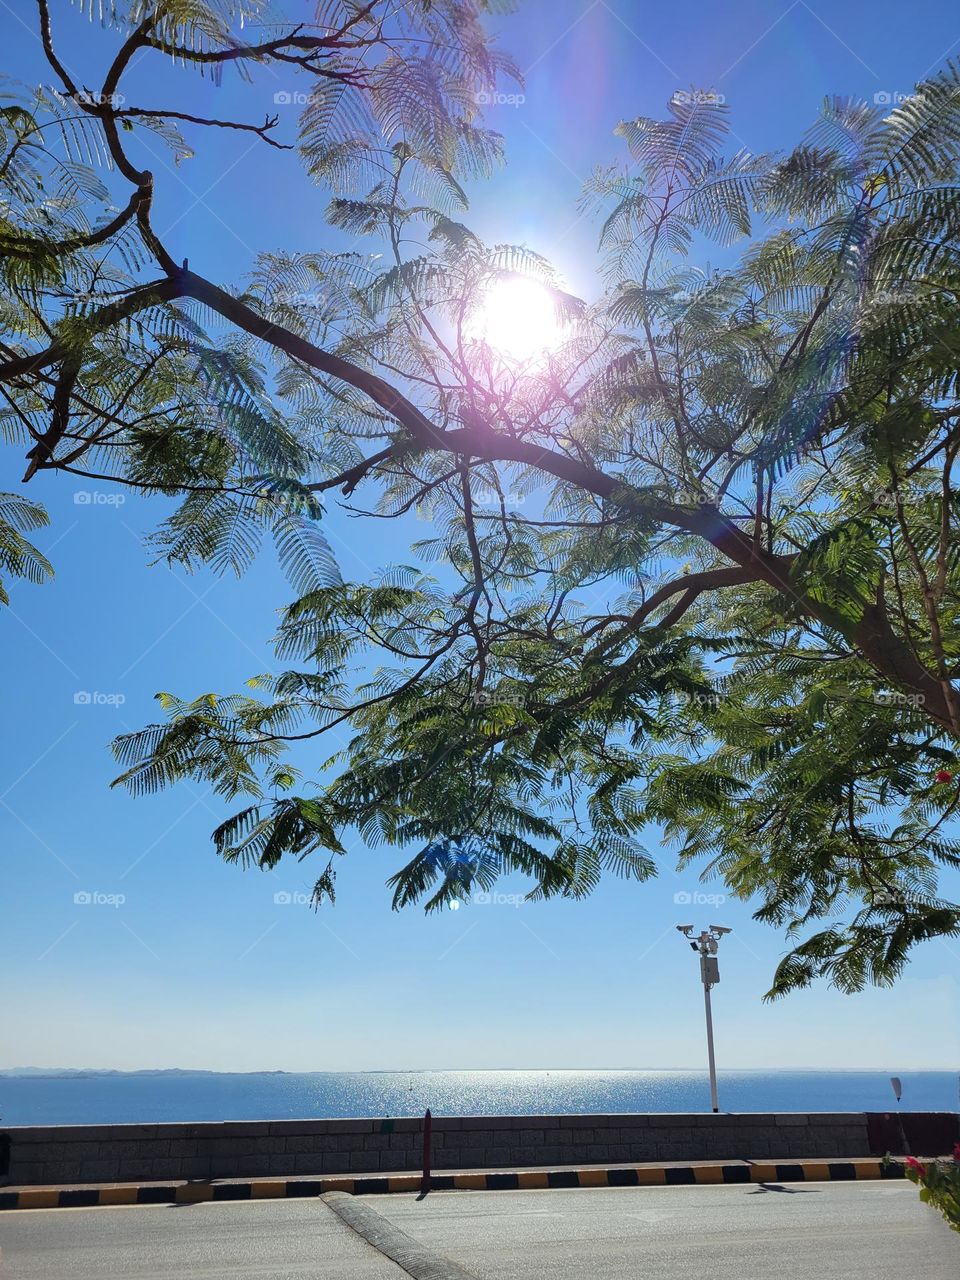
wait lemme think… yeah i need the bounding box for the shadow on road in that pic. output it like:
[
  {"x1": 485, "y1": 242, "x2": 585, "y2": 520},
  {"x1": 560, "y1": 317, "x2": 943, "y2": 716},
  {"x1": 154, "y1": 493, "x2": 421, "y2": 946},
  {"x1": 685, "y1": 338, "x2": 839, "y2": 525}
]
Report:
[{"x1": 749, "y1": 1183, "x2": 822, "y2": 1195}]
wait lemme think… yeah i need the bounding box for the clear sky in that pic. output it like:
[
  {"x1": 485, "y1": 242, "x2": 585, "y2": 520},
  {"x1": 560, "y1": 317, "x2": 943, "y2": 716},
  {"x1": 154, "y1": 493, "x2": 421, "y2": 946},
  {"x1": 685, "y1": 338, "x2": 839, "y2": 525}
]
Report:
[{"x1": 1, "y1": 0, "x2": 959, "y2": 1072}]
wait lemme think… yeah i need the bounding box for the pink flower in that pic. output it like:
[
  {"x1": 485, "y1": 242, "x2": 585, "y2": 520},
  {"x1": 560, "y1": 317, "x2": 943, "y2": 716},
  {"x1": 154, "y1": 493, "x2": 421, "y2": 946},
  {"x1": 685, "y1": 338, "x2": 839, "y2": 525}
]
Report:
[{"x1": 906, "y1": 1156, "x2": 927, "y2": 1178}]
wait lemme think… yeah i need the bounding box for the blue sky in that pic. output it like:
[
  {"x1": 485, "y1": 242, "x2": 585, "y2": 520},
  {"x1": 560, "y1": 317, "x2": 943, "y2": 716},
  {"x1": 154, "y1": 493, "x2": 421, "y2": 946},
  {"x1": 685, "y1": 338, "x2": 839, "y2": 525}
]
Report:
[{"x1": 1, "y1": 0, "x2": 959, "y2": 1073}]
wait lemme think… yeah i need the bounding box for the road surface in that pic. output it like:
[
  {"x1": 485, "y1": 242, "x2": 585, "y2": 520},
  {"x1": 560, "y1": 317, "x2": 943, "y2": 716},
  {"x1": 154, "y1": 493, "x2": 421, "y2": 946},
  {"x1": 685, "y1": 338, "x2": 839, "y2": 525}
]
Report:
[
  {"x1": 0, "y1": 1180, "x2": 955, "y2": 1278},
  {"x1": 368, "y1": 1180, "x2": 958, "y2": 1279},
  {"x1": 0, "y1": 1197, "x2": 402, "y2": 1280}
]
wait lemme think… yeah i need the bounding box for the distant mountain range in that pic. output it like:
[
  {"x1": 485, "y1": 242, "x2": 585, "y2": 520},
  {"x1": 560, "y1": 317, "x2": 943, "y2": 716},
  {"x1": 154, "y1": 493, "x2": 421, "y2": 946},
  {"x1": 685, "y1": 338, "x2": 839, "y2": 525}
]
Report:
[{"x1": 0, "y1": 1068, "x2": 289, "y2": 1078}]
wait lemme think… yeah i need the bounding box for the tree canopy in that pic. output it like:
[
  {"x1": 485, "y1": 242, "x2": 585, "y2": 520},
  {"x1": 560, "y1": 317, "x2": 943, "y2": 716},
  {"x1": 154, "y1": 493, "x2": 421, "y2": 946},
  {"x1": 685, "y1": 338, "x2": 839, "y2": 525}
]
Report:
[{"x1": 4, "y1": 1, "x2": 960, "y2": 995}]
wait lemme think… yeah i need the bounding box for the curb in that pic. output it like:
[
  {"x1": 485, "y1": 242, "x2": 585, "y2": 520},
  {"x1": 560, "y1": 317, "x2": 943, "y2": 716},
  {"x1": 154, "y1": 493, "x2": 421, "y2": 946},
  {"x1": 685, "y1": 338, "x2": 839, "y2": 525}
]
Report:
[
  {"x1": 322, "y1": 1190, "x2": 480, "y2": 1280},
  {"x1": 0, "y1": 1158, "x2": 907, "y2": 1210}
]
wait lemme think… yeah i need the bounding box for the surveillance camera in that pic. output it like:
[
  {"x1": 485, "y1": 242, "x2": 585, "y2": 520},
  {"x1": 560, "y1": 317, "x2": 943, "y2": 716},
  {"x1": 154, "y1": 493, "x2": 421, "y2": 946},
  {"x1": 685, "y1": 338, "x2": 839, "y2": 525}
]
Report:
[
  {"x1": 676, "y1": 924, "x2": 693, "y2": 934},
  {"x1": 710, "y1": 925, "x2": 732, "y2": 935}
]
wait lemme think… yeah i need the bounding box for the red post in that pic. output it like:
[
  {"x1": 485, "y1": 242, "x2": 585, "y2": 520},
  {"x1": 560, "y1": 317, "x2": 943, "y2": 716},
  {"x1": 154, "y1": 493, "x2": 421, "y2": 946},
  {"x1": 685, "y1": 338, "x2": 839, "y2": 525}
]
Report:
[{"x1": 421, "y1": 1108, "x2": 432, "y2": 1193}]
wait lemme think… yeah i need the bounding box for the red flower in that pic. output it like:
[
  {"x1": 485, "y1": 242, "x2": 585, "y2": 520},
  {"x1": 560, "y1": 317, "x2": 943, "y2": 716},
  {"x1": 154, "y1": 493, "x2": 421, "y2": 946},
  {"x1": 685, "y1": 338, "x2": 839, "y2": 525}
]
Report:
[
  {"x1": 953, "y1": 1142, "x2": 960, "y2": 1162},
  {"x1": 906, "y1": 1156, "x2": 926, "y2": 1178},
  {"x1": 935, "y1": 769, "x2": 954, "y2": 783}
]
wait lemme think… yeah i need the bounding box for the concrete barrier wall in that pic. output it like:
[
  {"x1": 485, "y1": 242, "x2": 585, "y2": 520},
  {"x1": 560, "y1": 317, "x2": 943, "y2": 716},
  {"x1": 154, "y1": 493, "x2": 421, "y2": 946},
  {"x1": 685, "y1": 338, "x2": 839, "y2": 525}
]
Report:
[{"x1": 2, "y1": 1111, "x2": 957, "y2": 1186}]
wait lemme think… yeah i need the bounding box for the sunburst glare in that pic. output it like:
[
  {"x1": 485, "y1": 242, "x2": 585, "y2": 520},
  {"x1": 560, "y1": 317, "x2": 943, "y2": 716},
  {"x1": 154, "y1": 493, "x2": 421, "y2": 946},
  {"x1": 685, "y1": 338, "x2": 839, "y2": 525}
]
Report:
[{"x1": 467, "y1": 276, "x2": 566, "y2": 362}]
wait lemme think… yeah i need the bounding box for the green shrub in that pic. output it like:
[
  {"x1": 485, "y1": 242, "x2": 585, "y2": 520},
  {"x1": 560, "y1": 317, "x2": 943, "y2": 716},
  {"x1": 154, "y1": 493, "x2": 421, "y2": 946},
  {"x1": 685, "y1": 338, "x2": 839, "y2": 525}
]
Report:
[{"x1": 904, "y1": 1149, "x2": 960, "y2": 1233}]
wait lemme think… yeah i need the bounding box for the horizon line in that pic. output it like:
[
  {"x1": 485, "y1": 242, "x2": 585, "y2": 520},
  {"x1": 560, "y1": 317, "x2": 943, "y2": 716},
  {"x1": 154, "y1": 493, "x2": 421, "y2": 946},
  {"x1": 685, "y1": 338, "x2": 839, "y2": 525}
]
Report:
[{"x1": 2, "y1": 1064, "x2": 957, "y2": 1075}]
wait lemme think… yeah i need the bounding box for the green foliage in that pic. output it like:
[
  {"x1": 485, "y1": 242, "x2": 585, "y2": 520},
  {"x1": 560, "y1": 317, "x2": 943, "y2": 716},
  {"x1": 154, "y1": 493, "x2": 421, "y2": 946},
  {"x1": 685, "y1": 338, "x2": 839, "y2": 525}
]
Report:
[
  {"x1": 904, "y1": 1154, "x2": 960, "y2": 1233},
  {"x1": 0, "y1": 494, "x2": 53, "y2": 604},
  {"x1": 4, "y1": 7, "x2": 960, "y2": 994}
]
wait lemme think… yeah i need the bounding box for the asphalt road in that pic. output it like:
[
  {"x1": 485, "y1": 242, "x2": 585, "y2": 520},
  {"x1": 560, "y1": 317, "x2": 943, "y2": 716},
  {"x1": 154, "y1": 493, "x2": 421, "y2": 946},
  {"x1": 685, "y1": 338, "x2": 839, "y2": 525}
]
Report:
[
  {"x1": 370, "y1": 1181, "x2": 959, "y2": 1279},
  {"x1": 0, "y1": 1182, "x2": 956, "y2": 1279},
  {"x1": 0, "y1": 1197, "x2": 405, "y2": 1280}
]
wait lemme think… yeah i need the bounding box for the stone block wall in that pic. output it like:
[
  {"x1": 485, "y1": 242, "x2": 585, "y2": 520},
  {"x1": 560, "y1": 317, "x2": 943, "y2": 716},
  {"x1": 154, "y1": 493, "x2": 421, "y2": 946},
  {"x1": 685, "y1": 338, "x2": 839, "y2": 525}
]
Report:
[{"x1": 2, "y1": 1111, "x2": 956, "y2": 1186}]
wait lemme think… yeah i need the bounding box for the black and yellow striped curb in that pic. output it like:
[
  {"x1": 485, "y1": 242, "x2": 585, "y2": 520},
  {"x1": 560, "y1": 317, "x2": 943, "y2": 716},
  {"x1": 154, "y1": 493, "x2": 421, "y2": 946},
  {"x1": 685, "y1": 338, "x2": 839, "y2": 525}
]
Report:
[{"x1": 0, "y1": 1158, "x2": 908, "y2": 1209}]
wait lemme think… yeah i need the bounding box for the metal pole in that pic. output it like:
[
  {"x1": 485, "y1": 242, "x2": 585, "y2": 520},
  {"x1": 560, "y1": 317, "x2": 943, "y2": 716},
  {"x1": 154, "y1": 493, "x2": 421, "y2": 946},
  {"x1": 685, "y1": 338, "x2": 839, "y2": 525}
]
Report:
[
  {"x1": 703, "y1": 979, "x2": 719, "y2": 1113},
  {"x1": 676, "y1": 924, "x2": 728, "y2": 1115},
  {"x1": 420, "y1": 1108, "x2": 432, "y2": 1194}
]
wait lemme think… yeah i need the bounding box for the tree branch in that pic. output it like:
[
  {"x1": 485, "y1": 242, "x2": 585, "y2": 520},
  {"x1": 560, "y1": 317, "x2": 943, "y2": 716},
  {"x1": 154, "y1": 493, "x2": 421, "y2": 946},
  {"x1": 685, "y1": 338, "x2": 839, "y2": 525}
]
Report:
[
  {"x1": 23, "y1": 352, "x2": 80, "y2": 480},
  {"x1": 0, "y1": 278, "x2": 182, "y2": 386},
  {"x1": 309, "y1": 445, "x2": 404, "y2": 496},
  {"x1": 0, "y1": 187, "x2": 143, "y2": 258},
  {"x1": 6, "y1": 265, "x2": 956, "y2": 729},
  {"x1": 117, "y1": 109, "x2": 293, "y2": 150},
  {"x1": 584, "y1": 566, "x2": 760, "y2": 648}
]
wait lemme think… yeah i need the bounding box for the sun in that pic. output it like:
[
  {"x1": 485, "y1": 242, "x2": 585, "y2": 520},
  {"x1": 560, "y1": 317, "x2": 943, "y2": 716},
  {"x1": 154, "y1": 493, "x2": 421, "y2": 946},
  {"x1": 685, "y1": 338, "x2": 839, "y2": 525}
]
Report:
[{"x1": 467, "y1": 276, "x2": 565, "y2": 362}]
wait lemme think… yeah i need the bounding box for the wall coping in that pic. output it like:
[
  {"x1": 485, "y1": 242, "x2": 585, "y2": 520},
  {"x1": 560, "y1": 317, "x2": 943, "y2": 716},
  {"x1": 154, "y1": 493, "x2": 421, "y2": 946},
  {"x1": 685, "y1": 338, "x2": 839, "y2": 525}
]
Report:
[{"x1": 3, "y1": 1110, "x2": 954, "y2": 1140}]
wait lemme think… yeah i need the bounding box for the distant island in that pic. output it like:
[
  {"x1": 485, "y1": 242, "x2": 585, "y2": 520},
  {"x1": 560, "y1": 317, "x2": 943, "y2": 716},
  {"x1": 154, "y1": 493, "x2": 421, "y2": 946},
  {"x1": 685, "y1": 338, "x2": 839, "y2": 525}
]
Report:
[{"x1": 0, "y1": 1068, "x2": 290, "y2": 1079}]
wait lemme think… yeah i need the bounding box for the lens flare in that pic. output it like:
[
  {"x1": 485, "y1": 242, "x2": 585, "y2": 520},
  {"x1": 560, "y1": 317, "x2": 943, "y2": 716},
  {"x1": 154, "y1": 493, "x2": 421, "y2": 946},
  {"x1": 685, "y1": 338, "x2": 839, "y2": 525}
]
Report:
[{"x1": 467, "y1": 276, "x2": 565, "y2": 361}]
